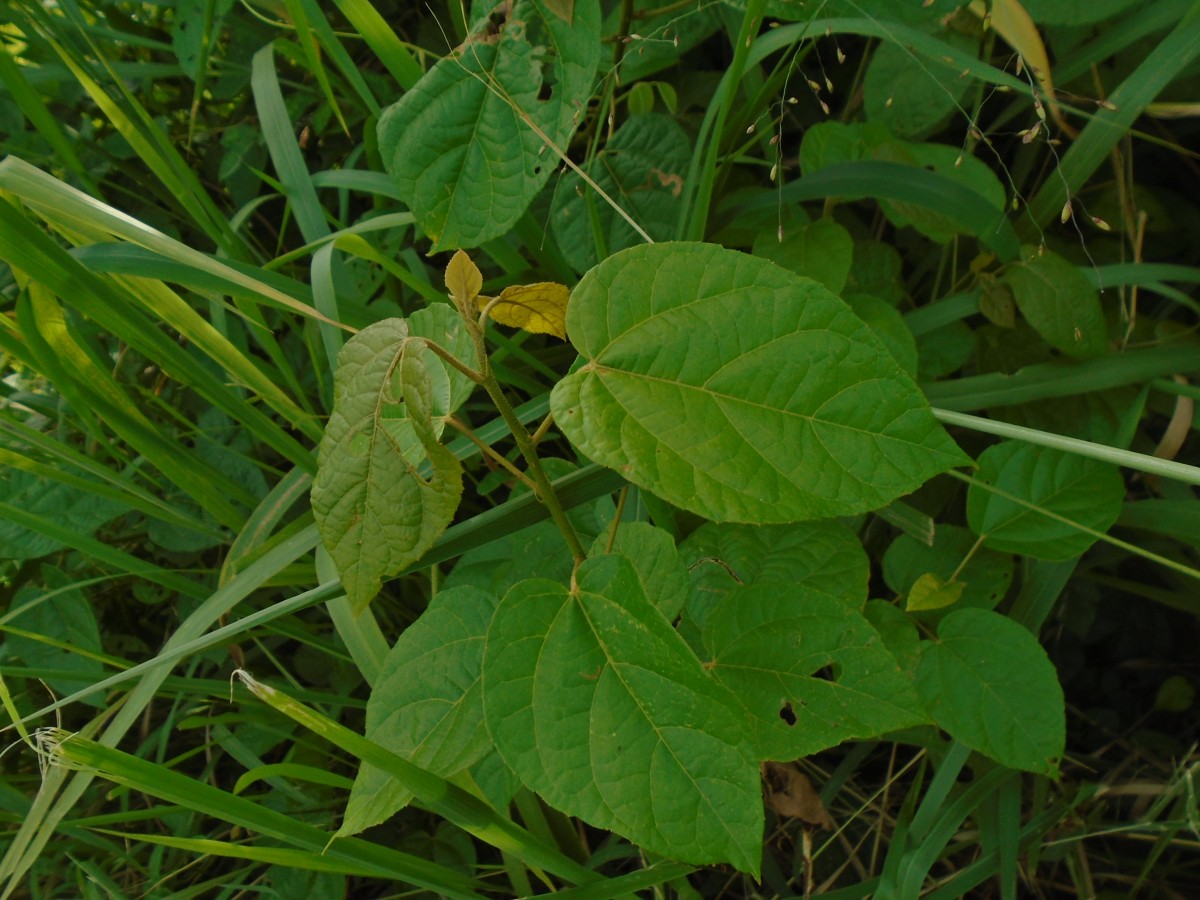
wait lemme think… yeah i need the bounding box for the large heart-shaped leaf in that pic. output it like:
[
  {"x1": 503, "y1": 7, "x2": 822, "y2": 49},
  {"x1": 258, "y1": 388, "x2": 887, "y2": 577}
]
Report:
[
  {"x1": 312, "y1": 321, "x2": 464, "y2": 612},
  {"x1": 377, "y1": 2, "x2": 600, "y2": 251},
  {"x1": 482, "y1": 554, "x2": 763, "y2": 874},
  {"x1": 550, "y1": 242, "x2": 970, "y2": 523}
]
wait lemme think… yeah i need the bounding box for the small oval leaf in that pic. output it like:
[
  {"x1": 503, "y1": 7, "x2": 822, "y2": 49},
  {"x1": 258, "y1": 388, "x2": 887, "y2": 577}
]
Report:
[
  {"x1": 967, "y1": 441, "x2": 1125, "y2": 560},
  {"x1": 917, "y1": 608, "x2": 1065, "y2": 776}
]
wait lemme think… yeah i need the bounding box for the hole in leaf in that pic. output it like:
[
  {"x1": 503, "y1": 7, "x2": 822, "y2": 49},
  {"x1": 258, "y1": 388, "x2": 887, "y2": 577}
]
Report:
[
  {"x1": 813, "y1": 664, "x2": 837, "y2": 682},
  {"x1": 778, "y1": 701, "x2": 797, "y2": 726}
]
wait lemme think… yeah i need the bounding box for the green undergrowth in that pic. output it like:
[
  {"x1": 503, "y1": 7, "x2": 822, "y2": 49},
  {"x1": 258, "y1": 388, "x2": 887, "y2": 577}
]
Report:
[{"x1": 1, "y1": 0, "x2": 1199, "y2": 897}]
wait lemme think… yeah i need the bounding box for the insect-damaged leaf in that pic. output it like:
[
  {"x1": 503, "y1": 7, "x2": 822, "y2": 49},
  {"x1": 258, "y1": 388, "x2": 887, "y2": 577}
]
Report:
[
  {"x1": 482, "y1": 554, "x2": 763, "y2": 875},
  {"x1": 703, "y1": 586, "x2": 927, "y2": 761},
  {"x1": 377, "y1": 2, "x2": 600, "y2": 251},
  {"x1": 551, "y1": 242, "x2": 970, "y2": 523},
  {"x1": 312, "y1": 321, "x2": 464, "y2": 613}
]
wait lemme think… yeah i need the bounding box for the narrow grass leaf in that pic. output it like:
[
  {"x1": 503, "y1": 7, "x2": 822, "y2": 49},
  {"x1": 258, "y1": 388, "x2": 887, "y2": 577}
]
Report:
[{"x1": 40, "y1": 732, "x2": 487, "y2": 897}]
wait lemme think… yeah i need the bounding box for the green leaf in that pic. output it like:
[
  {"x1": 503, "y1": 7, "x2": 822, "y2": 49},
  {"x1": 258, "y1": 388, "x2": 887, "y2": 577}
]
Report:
[
  {"x1": 704, "y1": 585, "x2": 928, "y2": 761},
  {"x1": 916, "y1": 319, "x2": 975, "y2": 379},
  {"x1": 752, "y1": 217, "x2": 853, "y2": 294},
  {"x1": 876, "y1": 142, "x2": 1006, "y2": 244},
  {"x1": 377, "y1": 2, "x2": 601, "y2": 251},
  {"x1": 587, "y1": 522, "x2": 690, "y2": 620},
  {"x1": 172, "y1": 0, "x2": 235, "y2": 81},
  {"x1": 1020, "y1": 0, "x2": 1140, "y2": 25},
  {"x1": 862, "y1": 599, "x2": 922, "y2": 673},
  {"x1": 482, "y1": 555, "x2": 763, "y2": 874},
  {"x1": 551, "y1": 242, "x2": 970, "y2": 523},
  {"x1": 883, "y1": 524, "x2": 1014, "y2": 614},
  {"x1": 552, "y1": 113, "x2": 690, "y2": 273},
  {"x1": 799, "y1": 121, "x2": 895, "y2": 176},
  {"x1": 844, "y1": 293, "x2": 918, "y2": 376},
  {"x1": 5, "y1": 566, "x2": 104, "y2": 707},
  {"x1": 678, "y1": 521, "x2": 869, "y2": 633},
  {"x1": 1002, "y1": 248, "x2": 1108, "y2": 358},
  {"x1": 407, "y1": 303, "x2": 477, "y2": 415},
  {"x1": 312, "y1": 321, "x2": 464, "y2": 612},
  {"x1": 341, "y1": 586, "x2": 499, "y2": 836},
  {"x1": 0, "y1": 469, "x2": 126, "y2": 560},
  {"x1": 967, "y1": 441, "x2": 1125, "y2": 560},
  {"x1": 916, "y1": 609, "x2": 1065, "y2": 775},
  {"x1": 863, "y1": 30, "x2": 975, "y2": 140}
]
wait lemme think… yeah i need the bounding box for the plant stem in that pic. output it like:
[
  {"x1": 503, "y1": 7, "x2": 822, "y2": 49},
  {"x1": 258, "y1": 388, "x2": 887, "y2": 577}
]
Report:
[
  {"x1": 478, "y1": 374, "x2": 587, "y2": 565},
  {"x1": 464, "y1": 314, "x2": 587, "y2": 565},
  {"x1": 444, "y1": 415, "x2": 539, "y2": 493}
]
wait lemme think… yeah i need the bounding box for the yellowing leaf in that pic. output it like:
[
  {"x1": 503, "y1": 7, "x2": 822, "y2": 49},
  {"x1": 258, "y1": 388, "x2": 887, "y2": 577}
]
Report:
[
  {"x1": 445, "y1": 250, "x2": 482, "y2": 308},
  {"x1": 542, "y1": 0, "x2": 573, "y2": 24},
  {"x1": 479, "y1": 282, "x2": 569, "y2": 339},
  {"x1": 970, "y1": 0, "x2": 1066, "y2": 132},
  {"x1": 906, "y1": 572, "x2": 965, "y2": 612}
]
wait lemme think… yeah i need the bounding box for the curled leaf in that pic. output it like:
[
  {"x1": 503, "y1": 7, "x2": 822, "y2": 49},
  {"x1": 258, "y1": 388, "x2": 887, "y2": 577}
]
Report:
[{"x1": 479, "y1": 282, "x2": 569, "y2": 339}]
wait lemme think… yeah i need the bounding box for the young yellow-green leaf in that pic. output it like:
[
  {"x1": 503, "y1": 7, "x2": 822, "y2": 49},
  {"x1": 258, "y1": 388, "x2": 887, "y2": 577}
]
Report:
[
  {"x1": 917, "y1": 609, "x2": 1065, "y2": 776},
  {"x1": 1002, "y1": 248, "x2": 1108, "y2": 358},
  {"x1": 551, "y1": 243, "x2": 970, "y2": 524},
  {"x1": 883, "y1": 524, "x2": 1013, "y2": 614},
  {"x1": 480, "y1": 282, "x2": 569, "y2": 339},
  {"x1": 967, "y1": 441, "x2": 1125, "y2": 560},
  {"x1": 312, "y1": 322, "x2": 464, "y2": 612},
  {"x1": 905, "y1": 572, "x2": 966, "y2": 612},
  {"x1": 444, "y1": 250, "x2": 482, "y2": 309},
  {"x1": 377, "y1": 2, "x2": 600, "y2": 251},
  {"x1": 703, "y1": 585, "x2": 928, "y2": 761},
  {"x1": 482, "y1": 555, "x2": 763, "y2": 875},
  {"x1": 341, "y1": 586, "x2": 498, "y2": 837}
]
